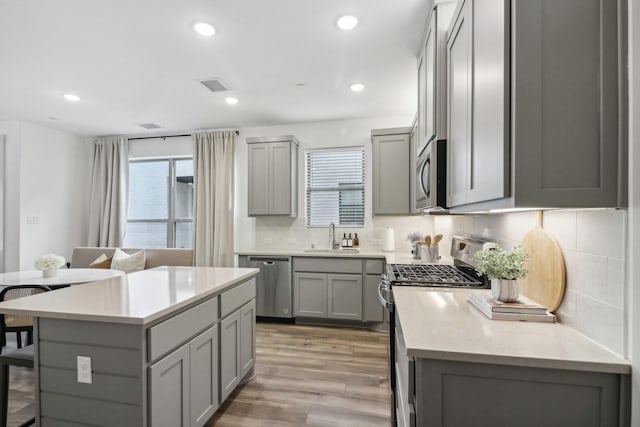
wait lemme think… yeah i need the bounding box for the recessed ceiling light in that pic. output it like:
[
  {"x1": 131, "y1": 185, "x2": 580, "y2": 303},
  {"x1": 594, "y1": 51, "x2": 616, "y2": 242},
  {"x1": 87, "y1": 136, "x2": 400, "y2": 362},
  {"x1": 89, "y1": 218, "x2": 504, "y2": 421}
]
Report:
[
  {"x1": 349, "y1": 83, "x2": 365, "y2": 92},
  {"x1": 225, "y1": 96, "x2": 239, "y2": 105},
  {"x1": 63, "y1": 93, "x2": 81, "y2": 102},
  {"x1": 336, "y1": 15, "x2": 358, "y2": 30},
  {"x1": 194, "y1": 22, "x2": 216, "y2": 36}
]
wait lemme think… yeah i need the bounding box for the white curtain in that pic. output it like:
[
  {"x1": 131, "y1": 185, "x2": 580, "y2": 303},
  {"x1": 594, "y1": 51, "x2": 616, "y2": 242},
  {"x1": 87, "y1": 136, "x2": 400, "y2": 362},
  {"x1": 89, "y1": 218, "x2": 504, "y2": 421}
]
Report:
[
  {"x1": 192, "y1": 131, "x2": 235, "y2": 267},
  {"x1": 87, "y1": 137, "x2": 129, "y2": 247}
]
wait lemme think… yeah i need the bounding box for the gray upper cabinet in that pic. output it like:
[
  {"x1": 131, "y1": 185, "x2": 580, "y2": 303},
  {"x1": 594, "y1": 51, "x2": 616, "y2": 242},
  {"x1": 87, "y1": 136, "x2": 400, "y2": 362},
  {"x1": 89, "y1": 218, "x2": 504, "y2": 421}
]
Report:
[
  {"x1": 372, "y1": 128, "x2": 411, "y2": 215},
  {"x1": 418, "y1": 3, "x2": 456, "y2": 155},
  {"x1": 247, "y1": 135, "x2": 299, "y2": 217},
  {"x1": 446, "y1": 0, "x2": 472, "y2": 208},
  {"x1": 446, "y1": 0, "x2": 625, "y2": 211}
]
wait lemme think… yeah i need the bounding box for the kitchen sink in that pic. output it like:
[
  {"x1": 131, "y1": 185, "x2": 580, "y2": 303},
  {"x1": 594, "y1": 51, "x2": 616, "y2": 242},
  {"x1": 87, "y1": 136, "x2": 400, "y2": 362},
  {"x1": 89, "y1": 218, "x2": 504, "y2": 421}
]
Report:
[{"x1": 304, "y1": 248, "x2": 360, "y2": 253}]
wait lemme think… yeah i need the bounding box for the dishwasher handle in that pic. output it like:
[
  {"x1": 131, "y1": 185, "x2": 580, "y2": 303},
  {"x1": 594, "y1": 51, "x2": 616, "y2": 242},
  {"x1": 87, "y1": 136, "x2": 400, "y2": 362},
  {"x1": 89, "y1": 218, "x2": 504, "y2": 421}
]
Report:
[{"x1": 247, "y1": 256, "x2": 291, "y2": 263}]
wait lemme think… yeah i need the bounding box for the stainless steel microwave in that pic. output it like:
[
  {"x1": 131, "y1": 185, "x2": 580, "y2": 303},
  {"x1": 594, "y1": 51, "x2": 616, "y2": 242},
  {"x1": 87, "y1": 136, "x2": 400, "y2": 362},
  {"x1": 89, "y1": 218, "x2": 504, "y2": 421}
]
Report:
[{"x1": 416, "y1": 139, "x2": 447, "y2": 210}]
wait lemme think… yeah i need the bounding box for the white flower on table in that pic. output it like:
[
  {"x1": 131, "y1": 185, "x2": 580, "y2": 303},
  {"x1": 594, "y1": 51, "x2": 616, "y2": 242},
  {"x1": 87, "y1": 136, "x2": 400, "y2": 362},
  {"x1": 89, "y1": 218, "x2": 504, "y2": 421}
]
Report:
[{"x1": 34, "y1": 254, "x2": 66, "y2": 271}]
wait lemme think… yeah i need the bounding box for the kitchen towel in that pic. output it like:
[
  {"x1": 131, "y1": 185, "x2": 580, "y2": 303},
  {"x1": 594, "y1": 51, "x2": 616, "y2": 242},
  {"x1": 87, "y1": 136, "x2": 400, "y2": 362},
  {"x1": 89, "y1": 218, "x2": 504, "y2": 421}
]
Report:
[{"x1": 382, "y1": 227, "x2": 395, "y2": 252}]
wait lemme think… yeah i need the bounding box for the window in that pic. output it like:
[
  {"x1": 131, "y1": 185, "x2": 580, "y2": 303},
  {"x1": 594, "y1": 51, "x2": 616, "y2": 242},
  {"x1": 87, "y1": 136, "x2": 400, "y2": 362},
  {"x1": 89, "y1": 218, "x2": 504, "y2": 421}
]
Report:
[
  {"x1": 125, "y1": 158, "x2": 194, "y2": 248},
  {"x1": 306, "y1": 148, "x2": 364, "y2": 227}
]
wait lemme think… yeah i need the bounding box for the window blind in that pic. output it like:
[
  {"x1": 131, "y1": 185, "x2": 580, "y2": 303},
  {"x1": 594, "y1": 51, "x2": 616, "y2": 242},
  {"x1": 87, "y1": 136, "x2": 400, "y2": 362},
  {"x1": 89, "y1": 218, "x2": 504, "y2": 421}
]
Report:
[{"x1": 306, "y1": 148, "x2": 364, "y2": 227}]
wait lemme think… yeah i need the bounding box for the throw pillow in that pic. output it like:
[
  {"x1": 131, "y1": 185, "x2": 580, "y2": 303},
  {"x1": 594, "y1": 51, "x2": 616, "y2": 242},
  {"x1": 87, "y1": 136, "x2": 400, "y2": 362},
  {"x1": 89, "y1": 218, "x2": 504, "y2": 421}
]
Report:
[
  {"x1": 111, "y1": 249, "x2": 146, "y2": 273},
  {"x1": 89, "y1": 254, "x2": 113, "y2": 269}
]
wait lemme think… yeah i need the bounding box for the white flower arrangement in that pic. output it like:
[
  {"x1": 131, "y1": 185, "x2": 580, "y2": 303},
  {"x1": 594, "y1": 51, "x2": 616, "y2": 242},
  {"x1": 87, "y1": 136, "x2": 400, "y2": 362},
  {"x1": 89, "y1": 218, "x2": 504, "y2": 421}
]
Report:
[
  {"x1": 34, "y1": 253, "x2": 66, "y2": 271},
  {"x1": 474, "y1": 245, "x2": 528, "y2": 280}
]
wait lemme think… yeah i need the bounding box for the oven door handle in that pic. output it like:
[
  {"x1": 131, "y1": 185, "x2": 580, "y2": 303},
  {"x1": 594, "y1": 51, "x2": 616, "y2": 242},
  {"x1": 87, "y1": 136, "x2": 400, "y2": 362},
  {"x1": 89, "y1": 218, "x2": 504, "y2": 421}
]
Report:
[{"x1": 378, "y1": 279, "x2": 391, "y2": 309}]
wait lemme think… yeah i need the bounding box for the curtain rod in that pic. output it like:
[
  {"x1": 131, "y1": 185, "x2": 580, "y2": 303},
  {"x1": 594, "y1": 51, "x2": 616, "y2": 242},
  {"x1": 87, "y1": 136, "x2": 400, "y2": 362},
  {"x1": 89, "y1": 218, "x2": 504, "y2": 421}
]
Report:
[{"x1": 128, "y1": 130, "x2": 239, "y2": 141}]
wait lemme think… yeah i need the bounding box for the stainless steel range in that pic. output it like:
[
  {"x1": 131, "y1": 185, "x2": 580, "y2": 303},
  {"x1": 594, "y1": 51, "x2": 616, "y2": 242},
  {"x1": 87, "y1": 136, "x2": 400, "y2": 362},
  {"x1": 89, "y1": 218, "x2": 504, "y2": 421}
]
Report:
[
  {"x1": 378, "y1": 235, "x2": 494, "y2": 427},
  {"x1": 386, "y1": 263, "x2": 483, "y2": 287},
  {"x1": 380, "y1": 235, "x2": 492, "y2": 297}
]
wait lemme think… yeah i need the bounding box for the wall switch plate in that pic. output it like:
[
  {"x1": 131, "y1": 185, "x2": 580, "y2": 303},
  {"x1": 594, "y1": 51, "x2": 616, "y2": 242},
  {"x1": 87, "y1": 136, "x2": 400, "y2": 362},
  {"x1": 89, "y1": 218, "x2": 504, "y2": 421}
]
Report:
[
  {"x1": 77, "y1": 356, "x2": 92, "y2": 384},
  {"x1": 26, "y1": 215, "x2": 40, "y2": 225}
]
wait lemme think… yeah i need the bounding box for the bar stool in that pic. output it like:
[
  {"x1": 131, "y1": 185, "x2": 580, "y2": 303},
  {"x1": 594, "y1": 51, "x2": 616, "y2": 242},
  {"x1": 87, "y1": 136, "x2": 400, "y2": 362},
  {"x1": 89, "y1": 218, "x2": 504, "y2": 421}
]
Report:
[{"x1": 0, "y1": 344, "x2": 34, "y2": 426}]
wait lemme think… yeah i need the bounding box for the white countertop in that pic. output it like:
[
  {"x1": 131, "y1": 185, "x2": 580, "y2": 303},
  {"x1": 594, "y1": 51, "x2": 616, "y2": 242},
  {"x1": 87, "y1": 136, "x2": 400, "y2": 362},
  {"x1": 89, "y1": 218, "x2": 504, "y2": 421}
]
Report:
[
  {"x1": 393, "y1": 287, "x2": 631, "y2": 374},
  {"x1": 0, "y1": 266, "x2": 259, "y2": 325},
  {"x1": 236, "y1": 248, "x2": 429, "y2": 264},
  {"x1": 0, "y1": 268, "x2": 125, "y2": 286}
]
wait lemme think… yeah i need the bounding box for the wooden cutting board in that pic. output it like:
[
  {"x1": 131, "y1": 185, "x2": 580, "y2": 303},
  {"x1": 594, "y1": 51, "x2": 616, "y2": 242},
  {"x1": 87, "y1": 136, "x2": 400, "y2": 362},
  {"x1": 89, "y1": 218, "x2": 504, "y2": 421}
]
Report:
[{"x1": 520, "y1": 211, "x2": 566, "y2": 312}]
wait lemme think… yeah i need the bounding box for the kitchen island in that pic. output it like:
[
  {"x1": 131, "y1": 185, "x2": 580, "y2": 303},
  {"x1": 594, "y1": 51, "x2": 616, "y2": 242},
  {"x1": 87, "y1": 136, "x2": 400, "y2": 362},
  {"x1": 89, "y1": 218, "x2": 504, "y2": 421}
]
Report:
[
  {"x1": 393, "y1": 287, "x2": 631, "y2": 427},
  {"x1": 0, "y1": 266, "x2": 259, "y2": 427}
]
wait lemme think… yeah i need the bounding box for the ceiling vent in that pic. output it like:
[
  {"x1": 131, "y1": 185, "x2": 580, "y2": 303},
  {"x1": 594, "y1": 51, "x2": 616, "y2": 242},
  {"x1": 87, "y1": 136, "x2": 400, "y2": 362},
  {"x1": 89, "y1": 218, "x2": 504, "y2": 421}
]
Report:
[
  {"x1": 138, "y1": 123, "x2": 162, "y2": 130},
  {"x1": 200, "y1": 79, "x2": 229, "y2": 93}
]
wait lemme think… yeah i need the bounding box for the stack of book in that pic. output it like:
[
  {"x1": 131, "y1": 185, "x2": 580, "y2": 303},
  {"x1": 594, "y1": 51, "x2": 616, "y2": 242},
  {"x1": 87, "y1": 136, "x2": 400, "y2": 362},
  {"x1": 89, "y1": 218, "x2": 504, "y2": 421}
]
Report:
[{"x1": 468, "y1": 291, "x2": 556, "y2": 323}]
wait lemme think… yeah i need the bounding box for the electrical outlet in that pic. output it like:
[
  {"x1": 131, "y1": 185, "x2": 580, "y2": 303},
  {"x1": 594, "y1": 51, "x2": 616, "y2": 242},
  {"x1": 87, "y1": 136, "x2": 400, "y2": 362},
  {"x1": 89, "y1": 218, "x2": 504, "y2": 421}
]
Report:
[
  {"x1": 77, "y1": 356, "x2": 92, "y2": 384},
  {"x1": 264, "y1": 238, "x2": 273, "y2": 245},
  {"x1": 287, "y1": 238, "x2": 296, "y2": 245},
  {"x1": 371, "y1": 238, "x2": 382, "y2": 246}
]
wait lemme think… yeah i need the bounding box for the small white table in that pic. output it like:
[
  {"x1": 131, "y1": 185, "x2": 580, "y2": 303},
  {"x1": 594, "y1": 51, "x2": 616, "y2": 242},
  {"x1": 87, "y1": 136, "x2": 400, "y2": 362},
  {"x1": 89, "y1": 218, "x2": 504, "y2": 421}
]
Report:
[{"x1": 0, "y1": 268, "x2": 125, "y2": 288}]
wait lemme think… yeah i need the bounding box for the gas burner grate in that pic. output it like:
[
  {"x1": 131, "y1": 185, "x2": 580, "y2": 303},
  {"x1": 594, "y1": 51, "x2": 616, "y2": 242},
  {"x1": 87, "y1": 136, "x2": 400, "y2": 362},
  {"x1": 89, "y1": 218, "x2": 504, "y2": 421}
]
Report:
[{"x1": 388, "y1": 264, "x2": 483, "y2": 287}]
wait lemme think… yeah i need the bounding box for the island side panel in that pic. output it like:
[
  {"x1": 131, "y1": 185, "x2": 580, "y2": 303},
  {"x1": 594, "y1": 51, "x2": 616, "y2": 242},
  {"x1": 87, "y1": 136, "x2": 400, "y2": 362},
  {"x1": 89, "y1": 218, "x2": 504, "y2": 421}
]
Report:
[{"x1": 36, "y1": 317, "x2": 145, "y2": 426}]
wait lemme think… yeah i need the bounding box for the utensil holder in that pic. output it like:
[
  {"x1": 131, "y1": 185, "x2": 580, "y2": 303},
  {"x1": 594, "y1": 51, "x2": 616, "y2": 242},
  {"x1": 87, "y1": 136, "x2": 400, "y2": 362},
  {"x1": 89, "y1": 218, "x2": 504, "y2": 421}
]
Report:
[{"x1": 421, "y1": 246, "x2": 439, "y2": 263}]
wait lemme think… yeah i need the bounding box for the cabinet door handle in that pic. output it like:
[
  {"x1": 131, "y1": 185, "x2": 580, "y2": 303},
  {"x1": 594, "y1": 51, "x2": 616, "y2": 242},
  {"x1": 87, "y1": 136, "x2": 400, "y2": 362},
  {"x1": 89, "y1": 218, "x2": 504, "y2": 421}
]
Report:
[{"x1": 263, "y1": 261, "x2": 275, "y2": 266}]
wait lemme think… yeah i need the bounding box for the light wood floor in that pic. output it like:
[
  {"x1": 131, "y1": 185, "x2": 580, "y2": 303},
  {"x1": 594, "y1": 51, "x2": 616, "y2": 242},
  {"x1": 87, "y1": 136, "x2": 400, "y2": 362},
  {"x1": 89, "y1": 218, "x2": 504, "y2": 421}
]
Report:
[{"x1": 7, "y1": 323, "x2": 391, "y2": 426}]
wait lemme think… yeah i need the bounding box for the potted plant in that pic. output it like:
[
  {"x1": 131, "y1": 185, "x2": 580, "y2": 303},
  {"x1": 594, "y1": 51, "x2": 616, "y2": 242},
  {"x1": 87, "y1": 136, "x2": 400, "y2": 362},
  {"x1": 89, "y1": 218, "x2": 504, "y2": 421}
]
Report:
[{"x1": 474, "y1": 245, "x2": 528, "y2": 302}]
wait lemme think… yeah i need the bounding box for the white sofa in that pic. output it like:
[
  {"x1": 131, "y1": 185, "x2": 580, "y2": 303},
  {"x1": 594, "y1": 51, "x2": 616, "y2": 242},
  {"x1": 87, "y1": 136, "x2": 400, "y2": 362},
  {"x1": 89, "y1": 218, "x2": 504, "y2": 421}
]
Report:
[{"x1": 70, "y1": 247, "x2": 194, "y2": 269}]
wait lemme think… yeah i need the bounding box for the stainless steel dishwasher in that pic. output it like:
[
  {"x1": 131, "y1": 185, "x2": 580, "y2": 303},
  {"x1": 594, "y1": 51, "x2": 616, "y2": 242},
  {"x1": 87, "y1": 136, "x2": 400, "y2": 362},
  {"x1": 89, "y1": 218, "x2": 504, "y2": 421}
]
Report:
[{"x1": 240, "y1": 256, "x2": 292, "y2": 319}]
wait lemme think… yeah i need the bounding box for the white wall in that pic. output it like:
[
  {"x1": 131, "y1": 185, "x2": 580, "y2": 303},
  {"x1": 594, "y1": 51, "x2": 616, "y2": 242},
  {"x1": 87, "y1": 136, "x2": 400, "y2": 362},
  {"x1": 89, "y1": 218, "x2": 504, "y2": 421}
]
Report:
[
  {"x1": 0, "y1": 121, "x2": 91, "y2": 270},
  {"x1": 0, "y1": 121, "x2": 21, "y2": 271},
  {"x1": 433, "y1": 209, "x2": 627, "y2": 357},
  {"x1": 234, "y1": 115, "x2": 434, "y2": 254},
  {"x1": 628, "y1": 0, "x2": 639, "y2": 421}
]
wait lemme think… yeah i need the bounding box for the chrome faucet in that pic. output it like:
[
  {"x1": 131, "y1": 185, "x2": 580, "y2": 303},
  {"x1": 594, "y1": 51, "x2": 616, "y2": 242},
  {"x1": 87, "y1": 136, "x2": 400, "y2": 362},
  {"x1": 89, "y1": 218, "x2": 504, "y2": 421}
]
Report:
[{"x1": 329, "y1": 222, "x2": 339, "y2": 249}]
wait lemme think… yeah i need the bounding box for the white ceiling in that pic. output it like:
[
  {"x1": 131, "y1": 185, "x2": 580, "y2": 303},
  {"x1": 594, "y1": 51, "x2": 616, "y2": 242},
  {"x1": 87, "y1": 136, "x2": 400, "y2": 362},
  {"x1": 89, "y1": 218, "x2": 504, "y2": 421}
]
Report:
[{"x1": 0, "y1": 0, "x2": 428, "y2": 136}]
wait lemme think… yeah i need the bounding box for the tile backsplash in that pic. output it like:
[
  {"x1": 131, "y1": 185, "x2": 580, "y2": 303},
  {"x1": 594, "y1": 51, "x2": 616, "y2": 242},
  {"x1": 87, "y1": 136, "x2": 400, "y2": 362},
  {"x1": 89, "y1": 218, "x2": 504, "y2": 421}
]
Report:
[{"x1": 433, "y1": 209, "x2": 627, "y2": 357}]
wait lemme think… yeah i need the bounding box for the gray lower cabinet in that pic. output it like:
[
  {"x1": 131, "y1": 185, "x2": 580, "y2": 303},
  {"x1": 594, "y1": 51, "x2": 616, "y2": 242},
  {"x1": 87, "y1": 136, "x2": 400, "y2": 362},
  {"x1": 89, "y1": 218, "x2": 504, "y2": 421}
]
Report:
[
  {"x1": 239, "y1": 299, "x2": 256, "y2": 379},
  {"x1": 220, "y1": 299, "x2": 256, "y2": 402},
  {"x1": 446, "y1": 0, "x2": 625, "y2": 211},
  {"x1": 149, "y1": 325, "x2": 218, "y2": 427},
  {"x1": 327, "y1": 274, "x2": 362, "y2": 320},
  {"x1": 149, "y1": 343, "x2": 190, "y2": 427},
  {"x1": 189, "y1": 326, "x2": 219, "y2": 426},
  {"x1": 35, "y1": 277, "x2": 257, "y2": 426},
  {"x1": 293, "y1": 257, "x2": 385, "y2": 323},
  {"x1": 293, "y1": 272, "x2": 361, "y2": 320},
  {"x1": 294, "y1": 272, "x2": 328, "y2": 317},
  {"x1": 371, "y1": 128, "x2": 411, "y2": 215},
  {"x1": 364, "y1": 275, "x2": 384, "y2": 322},
  {"x1": 220, "y1": 309, "x2": 241, "y2": 401},
  {"x1": 395, "y1": 313, "x2": 630, "y2": 427}
]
